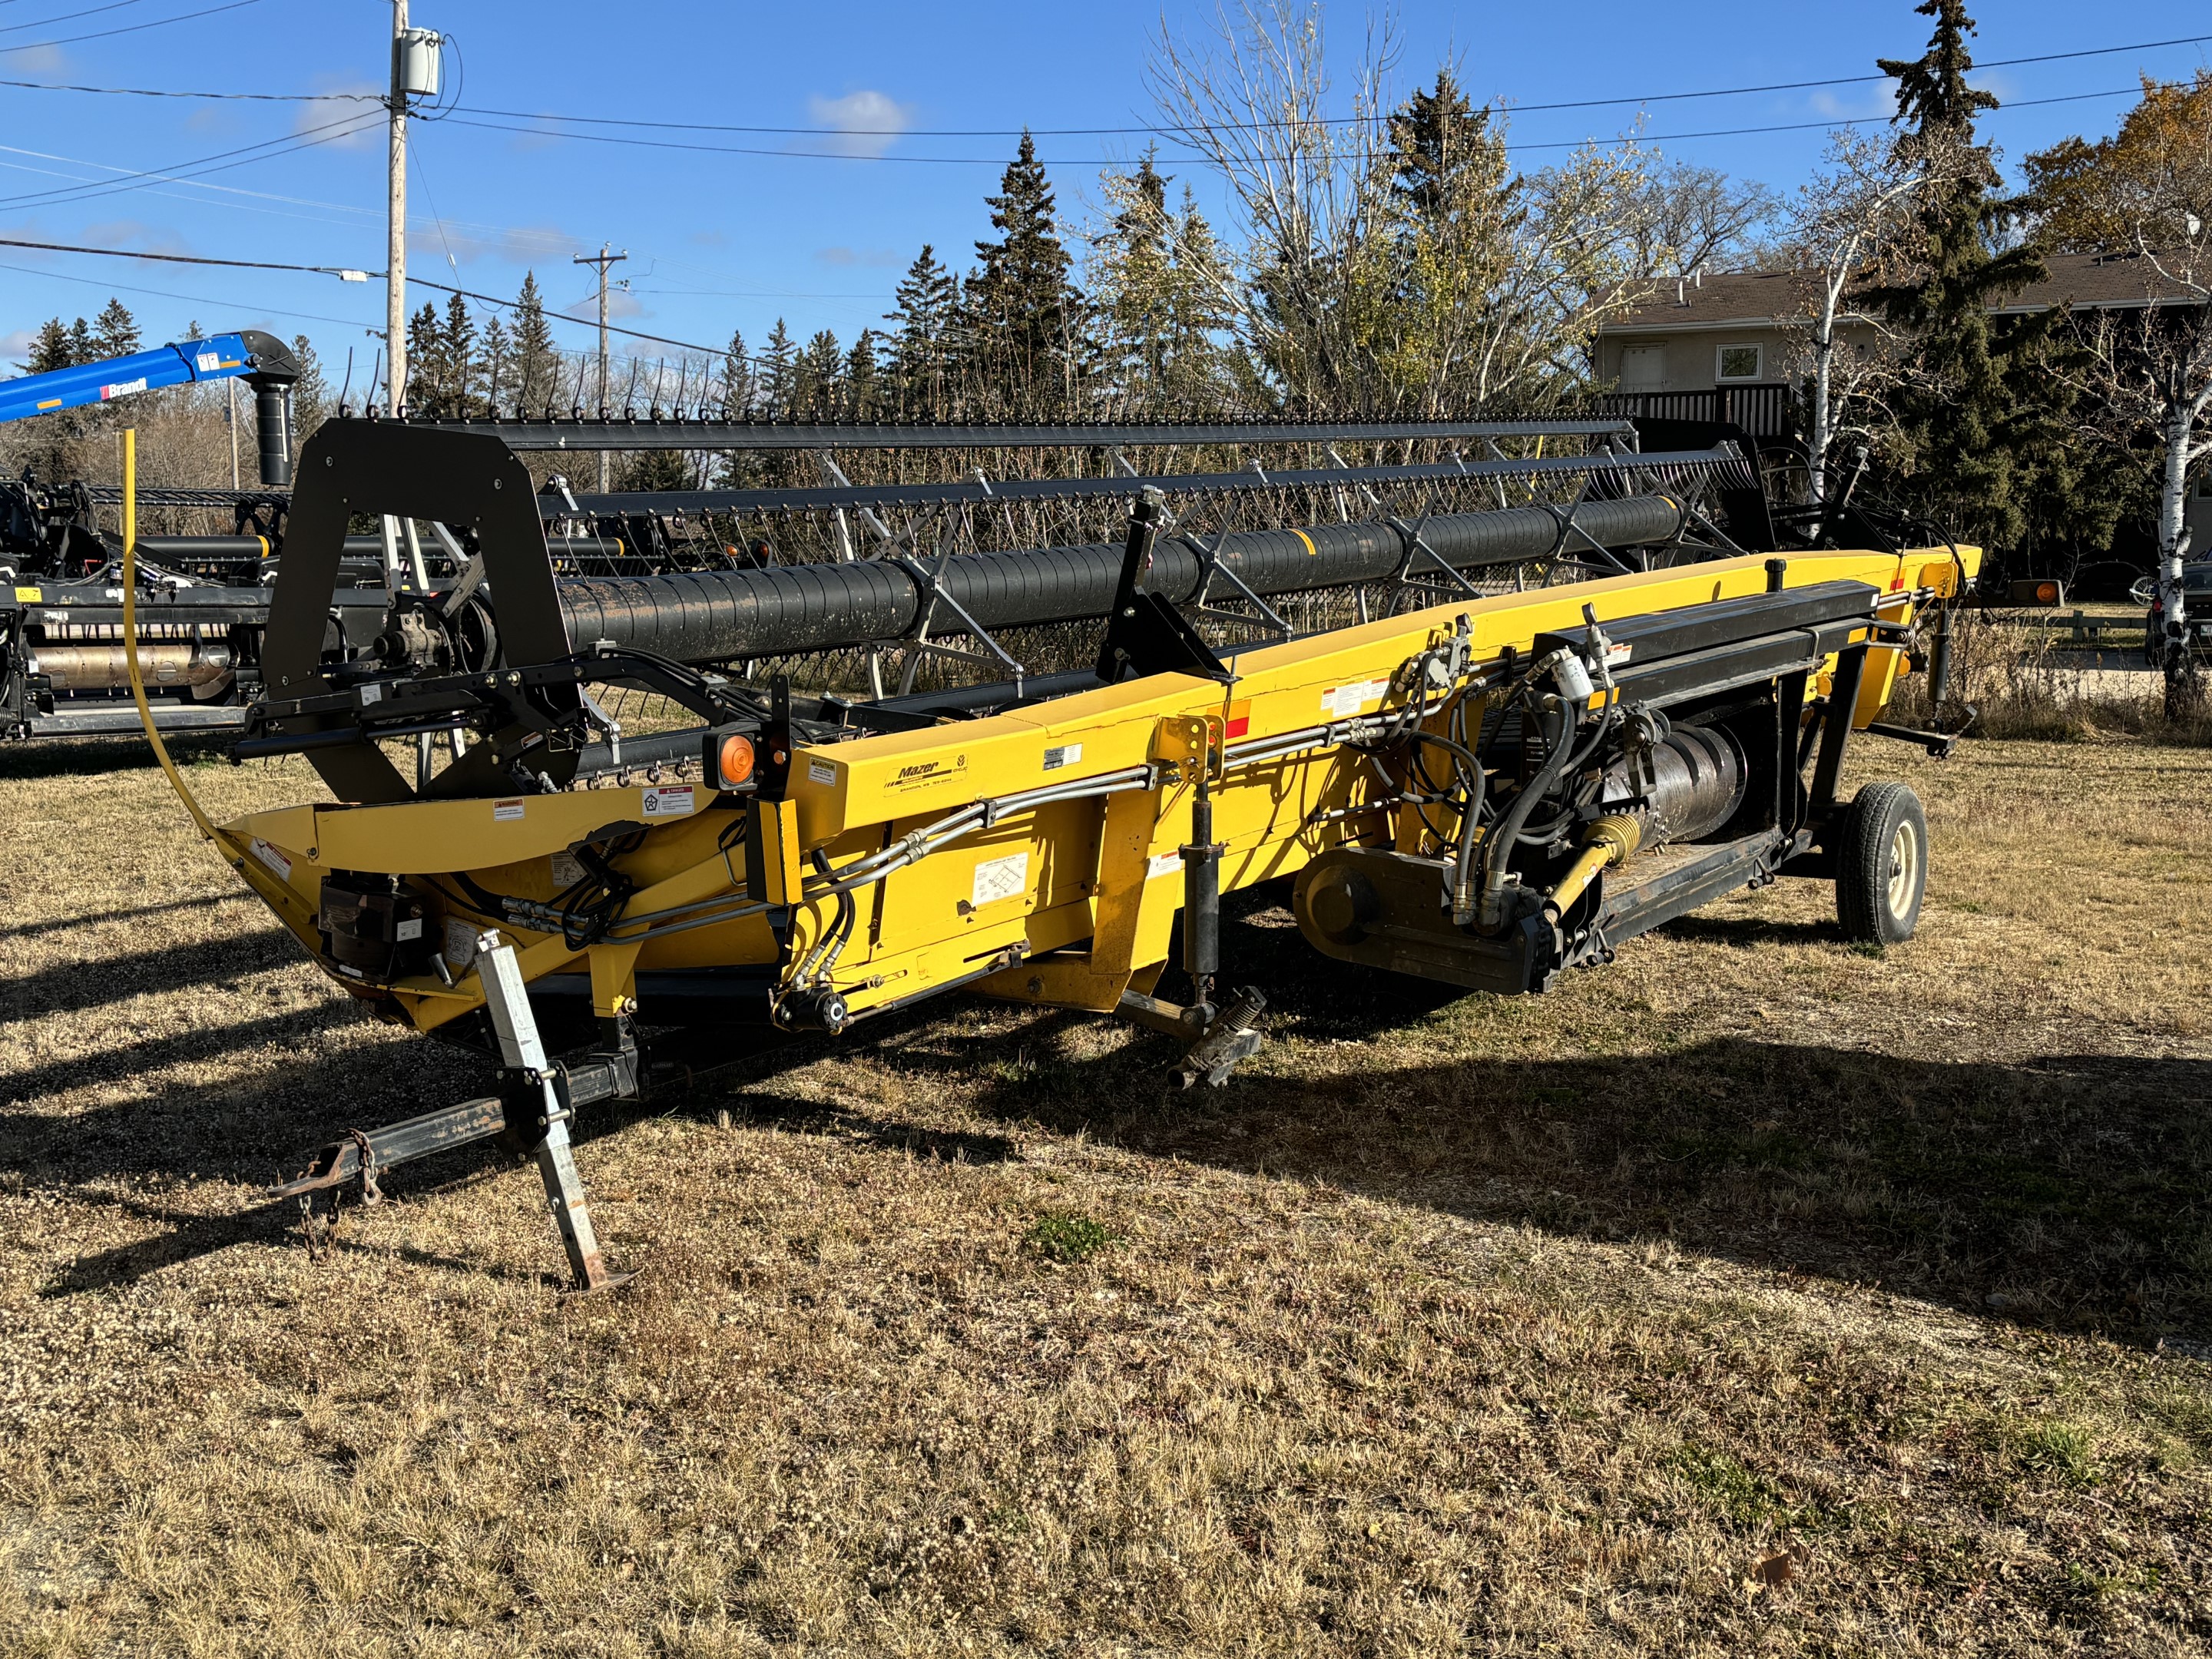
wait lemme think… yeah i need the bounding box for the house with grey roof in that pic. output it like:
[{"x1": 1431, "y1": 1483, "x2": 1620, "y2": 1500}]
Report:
[{"x1": 1593, "y1": 252, "x2": 2212, "y2": 555}]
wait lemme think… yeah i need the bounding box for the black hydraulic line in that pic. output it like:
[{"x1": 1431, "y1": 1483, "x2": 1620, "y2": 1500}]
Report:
[
  {"x1": 555, "y1": 493, "x2": 1689, "y2": 666},
  {"x1": 388, "y1": 413, "x2": 1635, "y2": 452}
]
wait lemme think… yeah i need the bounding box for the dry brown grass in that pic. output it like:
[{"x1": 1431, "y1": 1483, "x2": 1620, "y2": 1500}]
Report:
[{"x1": 2, "y1": 734, "x2": 2210, "y2": 1654}]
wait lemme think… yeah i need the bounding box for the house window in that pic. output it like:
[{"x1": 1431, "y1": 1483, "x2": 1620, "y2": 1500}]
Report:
[
  {"x1": 1618, "y1": 345, "x2": 1664, "y2": 390},
  {"x1": 1715, "y1": 343, "x2": 1764, "y2": 382}
]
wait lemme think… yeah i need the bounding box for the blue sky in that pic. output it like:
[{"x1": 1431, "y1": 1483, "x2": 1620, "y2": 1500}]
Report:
[{"x1": 0, "y1": 0, "x2": 2204, "y2": 386}]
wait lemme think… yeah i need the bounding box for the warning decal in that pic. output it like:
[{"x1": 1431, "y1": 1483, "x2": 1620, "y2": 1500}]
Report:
[
  {"x1": 1320, "y1": 677, "x2": 1392, "y2": 719},
  {"x1": 641, "y1": 785, "x2": 697, "y2": 819},
  {"x1": 971, "y1": 851, "x2": 1030, "y2": 908}
]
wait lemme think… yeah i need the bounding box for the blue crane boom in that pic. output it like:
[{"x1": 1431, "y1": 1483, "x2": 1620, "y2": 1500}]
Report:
[{"x1": 0, "y1": 328, "x2": 302, "y2": 483}]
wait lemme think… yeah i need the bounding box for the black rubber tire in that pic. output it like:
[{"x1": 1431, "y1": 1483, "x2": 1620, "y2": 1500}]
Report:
[{"x1": 1835, "y1": 781, "x2": 1928, "y2": 945}]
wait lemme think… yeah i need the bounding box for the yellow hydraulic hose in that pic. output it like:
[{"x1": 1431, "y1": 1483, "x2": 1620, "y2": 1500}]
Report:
[{"x1": 119, "y1": 429, "x2": 231, "y2": 853}]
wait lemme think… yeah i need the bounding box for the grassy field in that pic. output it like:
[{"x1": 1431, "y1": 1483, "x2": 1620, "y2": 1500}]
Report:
[{"x1": 2, "y1": 732, "x2": 2210, "y2": 1655}]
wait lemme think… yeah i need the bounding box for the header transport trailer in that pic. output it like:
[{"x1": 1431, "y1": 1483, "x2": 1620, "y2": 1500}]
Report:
[{"x1": 119, "y1": 418, "x2": 1976, "y2": 1291}]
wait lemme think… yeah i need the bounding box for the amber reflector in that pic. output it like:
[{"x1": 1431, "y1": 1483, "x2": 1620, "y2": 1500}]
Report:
[{"x1": 717, "y1": 733, "x2": 756, "y2": 786}]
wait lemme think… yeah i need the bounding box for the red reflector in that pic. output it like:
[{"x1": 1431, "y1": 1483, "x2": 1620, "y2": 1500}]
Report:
[{"x1": 1225, "y1": 715, "x2": 1250, "y2": 739}]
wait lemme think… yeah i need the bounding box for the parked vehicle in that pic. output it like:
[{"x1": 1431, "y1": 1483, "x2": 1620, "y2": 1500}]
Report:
[{"x1": 2131, "y1": 563, "x2": 2212, "y2": 662}]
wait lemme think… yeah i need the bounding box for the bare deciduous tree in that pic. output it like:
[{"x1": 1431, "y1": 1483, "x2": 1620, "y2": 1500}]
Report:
[
  {"x1": 2067, "y1": 233, "x2": 2212, "y2": 710},
  {"x1": 1146, "y1": 0, "x2": 1667, "y2": 414},
  {"x1": 1777, "y1": 128, "x2": 1937, "y2": 502}
]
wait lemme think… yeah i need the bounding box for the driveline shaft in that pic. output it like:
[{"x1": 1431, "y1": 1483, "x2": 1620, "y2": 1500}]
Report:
[{"x1": 554, "y1": 493, "x2": 1684, "y2": 665}]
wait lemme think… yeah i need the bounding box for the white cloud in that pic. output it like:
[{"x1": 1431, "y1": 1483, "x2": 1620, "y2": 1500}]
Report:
[
  {"x1": 12, "y1": 45, "x2": 65, "y2": 75},
  {"x1": 561, "y1": 288, "x2": 644, "y2": 321},
  {"x1": 814, "y1": 246, "x2": 900, "y2": 267},
  {"x1": 83, "y1": 219, "x2": 198, "y2": 261},
  {"x1": 803, "y1": 89, "x2": 916, "y2": 158},
  {"x1": 1810, "y1": 80, "x2": 1899, "y2": 122},
  {"x1": 294, "y1": 78, "x2": 384, "y2": 151},
  {"x1": 1, "y1": 326, "x2": 41, "y2": 367},
  {"x1": 406, "y1": 220, "x2": 573, "y2": 268}
]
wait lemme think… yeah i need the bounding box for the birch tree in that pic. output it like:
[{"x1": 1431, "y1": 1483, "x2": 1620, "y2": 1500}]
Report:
[
  {"x1": 2068, "y1": 237, "x2": 2212, "y2": 712},
  {"x1": 2034, "y1": 74, "x2": 2212, "y2": 710},
  {"x1": 1780, "y1": 128, "x2": 1932, "y2": 501}
]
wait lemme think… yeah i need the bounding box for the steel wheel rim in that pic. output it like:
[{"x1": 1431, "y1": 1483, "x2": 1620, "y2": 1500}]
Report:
[{"x1": 1886, "y1": 819, "x2": 1921, "y2": 918}]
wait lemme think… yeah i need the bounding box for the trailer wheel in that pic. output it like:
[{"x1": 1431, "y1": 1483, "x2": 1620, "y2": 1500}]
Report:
[{"x1": 1836, "y1": 781, "x2": 1927, "y2": 945}]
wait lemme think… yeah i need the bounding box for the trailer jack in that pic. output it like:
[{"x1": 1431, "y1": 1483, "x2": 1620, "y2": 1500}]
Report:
[{"x1": 270, "y1": 932, "x2": 632, "y2": 1293}]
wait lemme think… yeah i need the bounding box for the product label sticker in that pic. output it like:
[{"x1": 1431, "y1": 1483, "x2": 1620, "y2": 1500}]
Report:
[
  {"x1": 970, "y1": 851, "x2": 1030, "y2": 908},
  {"x1": 493, "y1": 798, "x2": 525, "y2": 822},
  {"x1": 1042, "y1": 742, "x2": 1082, "y2": 771},
  {"x1": 885, "y1": 753, "x2": 967, "y2": 791},
  {"x1": 1604, "y1": 641, "x2": 1633, "y2": 664},
  {"x1": 549, "y1": 851, "x2": 587, "y2": 889},
  {"x1": 443, "y1": 917, "x2": 478, "y2": 969},
  {"x1": 12, "y1": 586, "x2": 38, "y2": 602},
  {"x1": 358, "y1": 683, "x2": 383, "y2": 705},
  {"x1": 248, "y1": 837, "x2": 292, "y2": 879},
  {"x1": 641, "y1": 784, "x2": 696, "y2": 819},
  {"x1": 1147, "y1": 850, "x2": 1184, "y2": 881},
  {"x1": 195, "y1": 351, "x2": 220, "y2": 372},
  {"x1": 395, "y1": 917, "x2": 424, "y2": 942},
  {"x1": 808, "y1": 758, "x2": 838, "y2": 786},
  {"x1": 1320, "y1": 677, "x2": 1392, "y2": 719}
]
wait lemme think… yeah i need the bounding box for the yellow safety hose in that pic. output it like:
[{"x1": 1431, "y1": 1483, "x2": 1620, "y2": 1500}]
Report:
[{"x1": 118, "y1": 428, "x2": 233, "y2": 855}]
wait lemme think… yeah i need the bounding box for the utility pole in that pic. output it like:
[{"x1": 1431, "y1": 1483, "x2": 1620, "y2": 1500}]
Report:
[
  {"x1": 574, "y1": 243, "x2": 627, "y2": 491},
  {"x1": 386, "y1": 0, "x2": 408, "y2": 416}
]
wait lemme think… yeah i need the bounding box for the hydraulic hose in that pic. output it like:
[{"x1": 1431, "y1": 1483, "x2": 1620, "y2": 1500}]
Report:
[{"x1": 1468, "y1": 694, "x2": 1581, "y2": 930}]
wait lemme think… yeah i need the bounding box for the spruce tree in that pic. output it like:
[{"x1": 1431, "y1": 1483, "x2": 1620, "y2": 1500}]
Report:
[
  {"x1": 91, "y1": 298, "x2": 139, "y2": 359},
  {"x1": 289, "y1": 333, "x2": 329, "y2": 440},
  {"x1": 843, "y1": 329, "x2": 882, "y2": 419},
  {"x1": 25, "y1": 319, "x2": 71, "y2": 374},
  {"x1": 64, "y1": 318, "x2": 94, "y2": 366},
  {"x1": 404, "y1": 300, "x2": 443, "y2": 412},
  {"x1": 795, "y1": 329, "x2": 843, "y2": 417},
  {"x1": 718, "y1": 327, "x2": 753, "y2": 416},
  {"x1": 970, "y1": 131, "x2": 1080, "y2": 412},
  {"x1": 440, "y1": 292, "x2": 478, "y2": 416},
  {"x1": 1865, "y1": 0, "x2": 2051, "y2": 548},
  {"x1": 481, "y1": 314, "x2": 510, "y2": 410},
  {"x1": 513, "y1": 272, "x2": 558, "y2": 411},
  {"x1": 757, "y1": 320, "x2": 796, "y2": 416},
  {"x1": 886, "y1": 244, "x2": 956, "y2": 416},
  {"x1": 1387, "y1": 68, "x2": 1503, "y2": 221}
]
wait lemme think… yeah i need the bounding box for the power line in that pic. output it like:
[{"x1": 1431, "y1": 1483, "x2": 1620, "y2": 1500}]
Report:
[
  {"x1": 0, "y1": 27, "x2": 2200, "y2": 128},
  {"x1": 0, "y1": 0, "x2": 259, "y2": 55},
  {"x1": 0, "y1": 73, "x2": 373, "y2": 101},
  {"x1": 0, "y1": 233, "x2": 734, "y2": 355},
  {"x1": 0, "y1": 111, "x2": 379, "y2": 211},
  {"x1": 0, "y1": 2, "x2": 159, "y2": 39},
  {"x1": 0, "y1": 233, "x2": 367, "y2": 275},
  {"x1": 0, "y1": 256, "x2": 374, "y2": 331},
  {"x1": 443, "y1": 84, "x2": 2157, "y2": 167},
  {"x1": 447, "y1": 30, "x2": 2212, "y2": 137}
]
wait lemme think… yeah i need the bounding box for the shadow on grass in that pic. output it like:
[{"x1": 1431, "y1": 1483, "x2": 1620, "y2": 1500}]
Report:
[
  {"x1": 14, "y1": 886, "x2": 2210, "y2": 1347},
  {"x1": 936, "y1": 899, "x2": 2212, "y2": 1349},
  {"x1": 0, "y1": 736, "x2": 237, "y2": 780}
]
